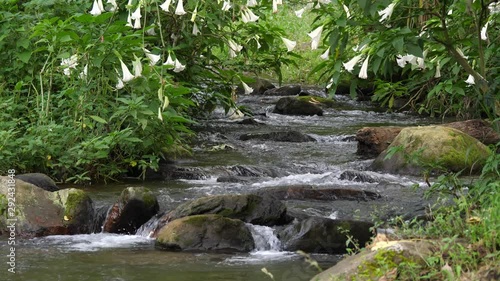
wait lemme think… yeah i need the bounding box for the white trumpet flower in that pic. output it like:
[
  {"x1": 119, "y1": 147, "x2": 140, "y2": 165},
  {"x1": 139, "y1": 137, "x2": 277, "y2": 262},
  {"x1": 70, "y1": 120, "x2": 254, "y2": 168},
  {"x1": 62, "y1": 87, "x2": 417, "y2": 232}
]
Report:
[
  {"x1": 222, "y1": 0, "x2": 231, "y2": 11},
  {"x1": 228, "y1": 40, "x2": 243, "y2": 58},
  {"x1": 175, "y1": 0, "x2": 186, "y2": 15},
  {"x1": 158, "y1": 107, "x2": 163, "y2": 121},
  {"x1": 144, "y1": 49, "x2": 161, "y2": 66},
  {"x1": 131, "y1": 6, "x2": 142, "y2": 29},
  {"x1": 90, "y1": 0, "x2": 105, "y2": 16},
  {"x1": 126, "y1": 11, "x2": 133, "y2": 27},
  {"x1": 242, "y1": 8, "x2": 259, "y2": 23},
  {"x1": 308, "y1": 25, "x2": 323, "y2": 50},
  {"x1": 241, "y1": 81, "x2": 254, "y2": 95},
  {"x1": 343, "y1": 4, "x2": 351, "y2": 18},
  {"x1": 281, "y1": 37, "x2": 296, "y2": 52},
  {"x1": 119, "y1": 59, "x2": 135, "y2": 82},
  {"x1": 160, "y1": 0, "x2": 172, "y2": 12},
  {"x1": 132, "y1": 55, "x2": 142, "y2": 77},
  {"x1": 272, "y1": 0, "x2": 278, "y2": 13},
  {"x1": 465, "y1": 74, "x2": 475, "y2": 85},
  {"x1": 294, "y1": 7, "x2": 305, "y2": 18},
  {"x1": 247, "y1": 0, "x2": 258, "y2": 7},
  {"x1": 435, "y1": 62, "x2": 441, "y2": 78},
  {"x1": 191, "y1": 6, "x2": 198, "y2": 22},
  {"x1": 192, "y1": 22, "x2": 200, "y2": 35},
  {"x1": 358, "y1": 55, "x2": 370, "y2": 79},
  {"x1": 378, "y1": 2, "x2": 396, "y2": 22},
  {"x1": 173, "y1": 59, "x2": 185, "y2": 72},
  {"x1": 320, "y1": 47, "x2": 330, "y2": 60},
  {"x1": 481, "y1": 21, "x2": 489, "y2": 40},
  {"x1": 342, "y1": 55, "x2": 362, "y2": 73},
  {"x1": 163, "y1": 53, "x2": 175, "y2": 67},
  {"x1": 61, "y1": 54, "x2": 78, "y2": 76},
  {"x1": 116, "y1": 77, "x2": 124, "y2": 89}
]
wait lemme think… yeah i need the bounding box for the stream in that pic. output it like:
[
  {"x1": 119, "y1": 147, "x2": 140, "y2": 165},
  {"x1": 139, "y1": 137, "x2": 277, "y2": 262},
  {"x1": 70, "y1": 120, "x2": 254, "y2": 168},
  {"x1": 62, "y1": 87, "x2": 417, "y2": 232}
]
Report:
[{"x1": 2, "y1": 92, "x2": 440, "y2": 281}]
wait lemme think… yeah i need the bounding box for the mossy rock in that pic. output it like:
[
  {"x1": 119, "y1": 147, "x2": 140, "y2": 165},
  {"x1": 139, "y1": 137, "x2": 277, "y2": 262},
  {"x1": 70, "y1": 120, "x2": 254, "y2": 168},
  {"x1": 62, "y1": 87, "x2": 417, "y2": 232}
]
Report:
[
  {"x1": 0, "y1": 177, "x2": 94, "y2": 237},
  {"x1": 311, "y1": 240, "x2": 434, "y2": 281},
  {"x1": 155, "y1": 214, "x2": 255, "y2": 252},
  {"x1": 168, "y1": 194, "x2": 289, "y2": 226},
  {"x1": 371, "y1": 126, "x2": 491, "y2": 176}
]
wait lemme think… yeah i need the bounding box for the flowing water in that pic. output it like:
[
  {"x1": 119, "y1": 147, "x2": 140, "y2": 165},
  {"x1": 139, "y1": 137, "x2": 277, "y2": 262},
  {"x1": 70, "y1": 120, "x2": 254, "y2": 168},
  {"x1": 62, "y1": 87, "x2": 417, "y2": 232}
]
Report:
[{"x1": 1, "y1": 93, "x2": 441, "y2": 281}]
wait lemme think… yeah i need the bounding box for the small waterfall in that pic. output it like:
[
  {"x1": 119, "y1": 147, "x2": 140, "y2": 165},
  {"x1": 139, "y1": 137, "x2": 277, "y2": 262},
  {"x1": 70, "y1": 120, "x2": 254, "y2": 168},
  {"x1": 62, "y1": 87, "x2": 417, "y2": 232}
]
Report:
[
  {"x1": 135, "y1": 214, "x2": 163, "y2": 238},
  {"x1": 247, "y1": 224, "x2": 281, "y2": 251}
]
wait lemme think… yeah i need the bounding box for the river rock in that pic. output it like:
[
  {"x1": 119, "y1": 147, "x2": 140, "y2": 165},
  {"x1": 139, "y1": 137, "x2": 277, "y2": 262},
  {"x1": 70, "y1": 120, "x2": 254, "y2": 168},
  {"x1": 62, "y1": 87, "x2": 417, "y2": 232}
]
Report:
[
  {"x1": 280, "y1": 217, "x2": 374, "y2": 254},
  {"x1": 0, "y1": 176, "x2": 94, "y2": 238},
  {"x1": 273, "y1": 97, "x2": 324, "y2": 116},
  {"x1": 371, "y1": 126, "x2": 491, "y2": 175},
  {"x1": 168, "y1": 194, "x2": 289, "y2": 226},
  {"x1": 255, "y1": 185, "x2": 381, "y2": 201},
  {"x1": 102, "y1": 187, "x2": 159, "y2": 234},
  {"x1": 311, "y1": 239, "x2": 434, "y2": 280},
  {"x1": 339, "y1": 170, "x2": 380, "y2": 183},
  {"x1": 155, "y1": 214, "x2": 255, "y2": 252},
  {"x1": 263, "y1": 85, "x2": 301, "y2": 96},
  {"x1": 245, "y1": 78, "x2": 275, "y2": 95},
  {"x1": 240, "y1": 131, "x2": 316, "y2": 142},
  {"x1": 356, "y1": 120, "x2": 500, "y2": 158},
  {"x1": 14, "y1": 173, "x2": 59, "y2": 192}
]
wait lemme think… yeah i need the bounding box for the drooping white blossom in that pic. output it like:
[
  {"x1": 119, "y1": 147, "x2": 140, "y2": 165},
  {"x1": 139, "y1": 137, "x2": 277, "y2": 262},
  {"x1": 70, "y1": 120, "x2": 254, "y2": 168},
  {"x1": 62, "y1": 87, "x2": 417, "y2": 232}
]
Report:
[
  {"x1": 126, "y1": 11, "x2": 133, "y2": 27},
  {"x1": 228, "y1": 39, "x2": 243, "y2": 58},
  {"x1": 61, "y1": 54, "x2": 79, "y2": 76},
  {"x1": 131, "y1": 6, "x2": 142, "y2": 29},
  {"x1": 241, "y1": 81, "x2": 254, "y2": 95},
  {"x1": 191, "y1": 6, "x2": 198, "y2": 22},
  {"x1": 481, "y1": 21, "x2": 489, "y2": 40},
  {"x1": 434, "y1": 62, "x2": 441, "y2": 78},
  {"x1": 247, "y1": 0, "x2": 258, "y2": 7},
  {"x1": 119, "y1": 59, "x2": 135, "y2": 82},
  {"x1": 132, "y1": 55, "x2": 142, "y2": 77},
  {"x1": 343, "y1": 4, "x2": 351, "y2": 18},
  {"x1": 342, "y1": 55, "x2": 362, "y2": 73},
  {"x1": 90, "y1": 0, "x2": 105, "y2": 16},
  {"x1": 320, "y1": 47, "x2": 330, "y2": 60},
  {"x1": 456, "y1": 48, "x2": 468, "y2": 59},
  {"x1": 160, "y1": 0, "x2": 172, "y2": 12},
  {"x1": 163, "y1": 53, "x2": 175, "y2": 67},
  {"x1": 144, "y1": 49, "x2": 161, "y2": 66},
  {"x1": 175, "y1": 0, "x2": 186, "y2": 15},
  {"x1": 192, "y1": 22, "x2": 200, "y2": 35},
  {"x1": 378, "y1": 2, "x2": 396, "y2": 22},
  {"x1": 465, "y1": 74, "x2": 475, "y2": 85},
  {"x1": 308, "y1": 25, "x2": 323, "y2": 50},
  {"x1": 158, "y1": 107, "x2": 163, "y2": 121},
  {"x1": 79, "y1": 64, "x2": 88, "y2": 79},
  {"x1": 294, "y1": 7, "x2": 305, "y2": 18},
  {"x1": 358, "y1": 55, "x2": 370, "y2": 79},
  {"x1": 116, "y1": 77, "x2": 125, "y2": 89},
  {"x1": 242, "y1": 8, "x2": 259, "y2": 23},
  {"x1": 222, "y1": 0, "x2": 231, "y2": 11},
  {"x1": 281, "y1": 37, "x2": 296, "y2": 52},
  {"x1": 173, "y1": 59, "x2": 185, "y2": 72}
]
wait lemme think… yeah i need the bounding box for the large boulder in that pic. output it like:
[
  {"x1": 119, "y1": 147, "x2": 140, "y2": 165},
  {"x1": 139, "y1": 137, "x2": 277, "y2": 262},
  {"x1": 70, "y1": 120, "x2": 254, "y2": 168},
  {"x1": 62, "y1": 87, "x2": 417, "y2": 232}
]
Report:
[
  {"x1": 311, "y1": 239, "x2": 434, "y2": 281},
  {"x1": 371, "y1": 126, "x2": 492, "y2": 175},
  {"x1": 155, "y1": 214, "x2": 255, "y2": 252},
  {"x1": 169, "y1": 194, "x2": 289, "y2": 226},
  {"x1": 240, "y1": 131, "x2": 316, "y2": 142},
  {"x1": 102, "y1": 187, "x2": 159, "y2": 234},
  {"x1": 356, "y1": 126, "x2": 403, "y2": 157},
  {"x1": 0, "y1": 176, "x2": 94, "y2": 238},
  {"x1": 356, "y1": 120, "x2": 500, "y2": 158},
  {"x1": 273, "y1": 97, "x2": 323, "y2": 116},
  {"x1": 14, "y1": 173, "x2": 59, "y2": 192},
  {"x1": 280, "y1": 217, "x2": 374, "y2": 254},
  {"x1": 263, "y1": 85, "x2": 301, "y2": 96}
]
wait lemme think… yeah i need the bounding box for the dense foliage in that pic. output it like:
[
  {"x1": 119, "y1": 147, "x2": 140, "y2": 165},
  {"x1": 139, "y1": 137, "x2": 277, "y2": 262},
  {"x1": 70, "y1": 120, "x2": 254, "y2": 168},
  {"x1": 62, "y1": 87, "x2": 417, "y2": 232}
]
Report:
[
  {"x1": 308, "y1": 0, "x2": 499, "y2": 118},
  {"x1": 0, "y1": 0, "x2": 296, "y2": 182}
]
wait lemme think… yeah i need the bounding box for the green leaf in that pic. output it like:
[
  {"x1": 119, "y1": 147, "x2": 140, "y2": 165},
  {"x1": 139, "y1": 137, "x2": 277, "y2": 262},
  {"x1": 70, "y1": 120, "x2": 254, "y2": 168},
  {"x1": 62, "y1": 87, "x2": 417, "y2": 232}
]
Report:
[
  {"x1": 16, "y1": 38, "x2": 30, "y2": 49},
  {"x1": 89, "y1": 115, "x2": 108, "y2": 124},
  {"x1": 17, "y1": 51, "x2": 31, "y2": 63},
  {"x1": 392, "y1": 37, "x2": 404, "y2": 53},
  {"x1": 407, "y1": 42, "x2": 424, "y2": 58}
]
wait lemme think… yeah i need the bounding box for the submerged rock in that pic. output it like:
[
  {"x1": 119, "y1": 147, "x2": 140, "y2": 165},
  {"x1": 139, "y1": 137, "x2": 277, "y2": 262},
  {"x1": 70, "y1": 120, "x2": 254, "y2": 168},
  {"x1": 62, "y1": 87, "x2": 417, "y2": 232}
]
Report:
[
  {"x1": 371, "y1": 126, "x2": 491, "y2": 175},
  {"x1": 273, "y1": 97, "x2": 323, "y2": 116},
  {"x1": 0, "y1": 176, "x2": 93, "y2": 238},
  {"x1": 240, "y1": 131, "x2": 316, "y2": 142},
  {"x1": 255, "y1": 185, "x2": 381, "y2": 201},
  {"x1": 263, "y1": 85, "x2": 301, "y2": 96},
  {"x1": 311, "y1": 239, "x2": 434, "y2": 281},
  {"x1": 14, "y1": 173, "x2": 59, "y2": 192},
  {"x1": 102, "y1": 187, "x2": 159, "y2": 234},
  {"x1": 155, "y1": 214, "x2": 254, "y2": 252},
  {"x1": 280, "y1": 216, "x2": 374, "y2": 254},
  {"x1": 339, "y1": 170, "x2": 380, "y2": 183}
]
